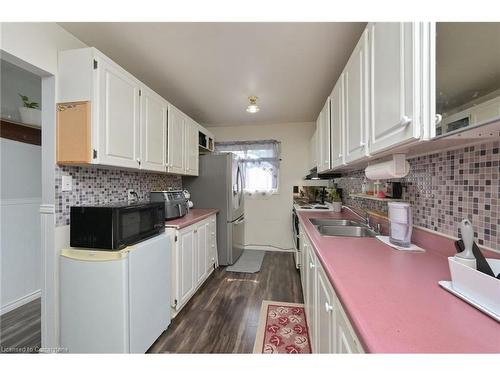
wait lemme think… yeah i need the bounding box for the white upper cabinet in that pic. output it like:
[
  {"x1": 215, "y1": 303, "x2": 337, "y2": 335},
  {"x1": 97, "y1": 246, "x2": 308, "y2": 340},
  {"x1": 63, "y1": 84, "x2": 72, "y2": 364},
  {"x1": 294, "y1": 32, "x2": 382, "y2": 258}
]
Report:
[
  {"x1": 330, "y1": 74, "x2": 344, "y2": 168},
  {"x1": 317, "y1": 98, "x2": 331, "y2": 173},
  {"x1": 97, "y1": 54, "x2": 142, "y2": 169},
  {"x1": 344, "y1": 30, "x2": 369, "y2": 163},
  {"x1": 309, "y1": 128, "x2": 318, "y2": 170},
  {"x1": 167, "y1": 106, "x2": 200, "y2": 176},
  {"x1": 58, "y1": 47, "x2": 204, "y2": 175},
  {"x1": 167, "y1": 105, "x2": 186, "y2": 174},
  {"x1": 140, "y1": 87, "x2": 167, "y2": 172},
  {"x1": 184, "y1": 117, "x2": 199, "y2": 176},
  {"x1": 368, "y1": 22, "x2": 421, "y2": 154}
]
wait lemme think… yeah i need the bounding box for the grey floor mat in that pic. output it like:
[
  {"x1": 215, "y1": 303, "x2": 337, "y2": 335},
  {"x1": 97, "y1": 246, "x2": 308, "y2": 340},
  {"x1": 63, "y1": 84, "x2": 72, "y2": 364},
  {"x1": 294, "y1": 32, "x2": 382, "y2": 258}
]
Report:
[{"x1": 226, "y1": 250, "x2": 266, "y2": 273}]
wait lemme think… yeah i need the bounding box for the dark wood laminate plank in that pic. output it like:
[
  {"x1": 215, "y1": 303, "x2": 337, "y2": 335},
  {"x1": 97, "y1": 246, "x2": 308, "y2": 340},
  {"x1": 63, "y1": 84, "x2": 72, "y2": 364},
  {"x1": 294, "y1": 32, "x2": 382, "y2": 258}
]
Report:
[
  {"x1": 0, "y1": 119, "x2": 41, "y2": 146},
  {"x1": 148, "y1": 251, "x2": 303, "y2": 354},
  {"x1": 0, "y1": 298, "x2": 41, "y2": 353}
]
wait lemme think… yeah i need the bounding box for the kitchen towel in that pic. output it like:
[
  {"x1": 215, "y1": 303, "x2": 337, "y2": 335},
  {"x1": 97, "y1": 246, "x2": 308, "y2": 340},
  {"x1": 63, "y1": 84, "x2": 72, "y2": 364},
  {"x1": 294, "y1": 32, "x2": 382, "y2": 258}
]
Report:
[{"x1": 376, "y1": 235, "x2": 425, "y2": 252}]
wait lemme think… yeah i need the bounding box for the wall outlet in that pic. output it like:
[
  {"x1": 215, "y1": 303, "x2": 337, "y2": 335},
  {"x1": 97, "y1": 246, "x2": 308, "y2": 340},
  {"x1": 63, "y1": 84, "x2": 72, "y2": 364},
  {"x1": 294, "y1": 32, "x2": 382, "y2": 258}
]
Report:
[
  {"x1": 61, "y1": 175, "x2": 72, "y2": 192},
  {"x1": 127, "y1": 189, "x2": 138, "y2": 202}
]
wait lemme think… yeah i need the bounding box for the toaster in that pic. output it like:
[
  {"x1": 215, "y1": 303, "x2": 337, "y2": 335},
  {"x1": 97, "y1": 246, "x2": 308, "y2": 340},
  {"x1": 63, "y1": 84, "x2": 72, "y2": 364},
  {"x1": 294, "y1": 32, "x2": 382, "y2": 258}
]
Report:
[{"x1": 149, "y1": 191, "x2": 188, "y2": 220}]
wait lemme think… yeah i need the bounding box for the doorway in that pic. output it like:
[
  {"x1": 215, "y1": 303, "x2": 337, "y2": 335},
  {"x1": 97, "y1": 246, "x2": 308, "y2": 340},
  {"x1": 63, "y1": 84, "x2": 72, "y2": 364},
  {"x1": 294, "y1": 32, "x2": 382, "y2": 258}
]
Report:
[{"x1": 0, "y1": 52, "x2": 54, "y2": 353}]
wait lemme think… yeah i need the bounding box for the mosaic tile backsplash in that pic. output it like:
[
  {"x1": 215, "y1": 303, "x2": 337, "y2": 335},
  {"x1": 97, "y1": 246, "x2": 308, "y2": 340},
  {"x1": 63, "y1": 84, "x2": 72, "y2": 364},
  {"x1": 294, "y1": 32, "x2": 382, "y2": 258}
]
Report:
[
  {"x1": 55, "y1": 165, "x2": 182, "y2": 226},
  {"x1": 336, "y1": 140, "x2": 500, "y2": 250}
]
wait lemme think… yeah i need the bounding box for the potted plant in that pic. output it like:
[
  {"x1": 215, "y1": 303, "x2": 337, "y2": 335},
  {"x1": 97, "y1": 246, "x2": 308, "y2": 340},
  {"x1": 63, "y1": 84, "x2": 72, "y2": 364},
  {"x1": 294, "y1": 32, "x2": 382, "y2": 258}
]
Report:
[
  {"x1": 328, "y1": 188, "x2": 342, "y2": 212},
  {"x1": 18, "y1": 94, "x2": 41, "y2": 127}
]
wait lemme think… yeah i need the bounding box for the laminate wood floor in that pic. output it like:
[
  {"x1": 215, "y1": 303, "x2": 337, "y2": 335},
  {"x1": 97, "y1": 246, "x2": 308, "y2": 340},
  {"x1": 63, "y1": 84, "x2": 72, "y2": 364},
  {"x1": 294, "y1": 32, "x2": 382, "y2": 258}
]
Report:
[
  {"x1": 0, "y1": 298, "x2": 41, "y2": 353},
  {"x1": 148, "y1": 251, "x2": 303, "y2": 353}
]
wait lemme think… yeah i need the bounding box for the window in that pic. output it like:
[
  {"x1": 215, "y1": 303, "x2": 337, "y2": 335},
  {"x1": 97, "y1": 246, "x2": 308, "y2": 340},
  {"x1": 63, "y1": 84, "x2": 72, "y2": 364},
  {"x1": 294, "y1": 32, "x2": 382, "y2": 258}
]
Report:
[{"x1": 215, "y1": 140, "x2": 281, "y2": 195}]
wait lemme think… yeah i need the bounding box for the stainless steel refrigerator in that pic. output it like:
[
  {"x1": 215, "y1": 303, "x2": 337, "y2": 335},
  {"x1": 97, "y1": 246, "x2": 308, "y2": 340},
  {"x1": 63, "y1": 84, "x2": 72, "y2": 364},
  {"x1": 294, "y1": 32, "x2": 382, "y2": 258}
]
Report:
[{"x1": 184, "y1": 153, "x2": 245, "y2": 265}]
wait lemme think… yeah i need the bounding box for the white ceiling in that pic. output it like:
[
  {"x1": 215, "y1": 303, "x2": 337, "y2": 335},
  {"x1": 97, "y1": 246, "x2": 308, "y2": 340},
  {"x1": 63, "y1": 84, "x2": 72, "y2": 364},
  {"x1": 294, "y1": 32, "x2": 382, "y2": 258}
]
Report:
[{"x1": 59, "y1": 22, "x2": 365, "y2": 126}]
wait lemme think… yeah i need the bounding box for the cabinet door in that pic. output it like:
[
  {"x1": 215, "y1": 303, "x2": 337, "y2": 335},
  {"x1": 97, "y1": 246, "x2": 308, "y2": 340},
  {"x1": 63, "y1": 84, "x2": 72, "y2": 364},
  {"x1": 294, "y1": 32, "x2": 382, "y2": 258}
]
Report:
[
  {"x1": 305, "y1": 242, "x2": 317, "y2": 352},
  {"x1": 316, "y1": 265, "x2": 335, "y2": 353},
  {"x1": 209, "y1": 216, "x2": 217, "y2": 269},
  {"x1": 195, "y1": 222, "x2": 208, "y2": 286},
  {"x1": 167, "y1": 105, "x2": 185, "y2": 174},
  {"x1": 97, "y1": 57, "x2": 141, "y2": 168},
  {"x1": 177, "y1": 228, "x2": 195, "y2": 308},
  {"x1": 140, "y1": 87, "x2": 167, "y2": 172},
  {"x1": 344, "y1": 30, "x2": 369, "y2": 163},
  {"x1": 369, "y1": 22, "x2": 420, "y2": 154},
  {"x1": 317, "y1": 99, "x2": 331, "y2": 173},
  {"x1": 330, "y1": 75, "x2": 344, "y2": 168},
  {"x1": 184, "y1": 118, "x2": 199, "y2": 176},
  {"x1": 336, "y1": 311, "x2": 359, "y2": 353},
  {"x1": 309, "y1": 128, "x2": 317, "y2": 170}
]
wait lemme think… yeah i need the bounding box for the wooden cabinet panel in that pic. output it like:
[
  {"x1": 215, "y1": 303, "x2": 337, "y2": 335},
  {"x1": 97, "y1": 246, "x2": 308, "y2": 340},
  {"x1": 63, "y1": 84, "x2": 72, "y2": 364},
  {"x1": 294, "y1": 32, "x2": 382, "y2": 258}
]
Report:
[{"x1": 56, "y1": 101, "x2": 91, "y2": 163}]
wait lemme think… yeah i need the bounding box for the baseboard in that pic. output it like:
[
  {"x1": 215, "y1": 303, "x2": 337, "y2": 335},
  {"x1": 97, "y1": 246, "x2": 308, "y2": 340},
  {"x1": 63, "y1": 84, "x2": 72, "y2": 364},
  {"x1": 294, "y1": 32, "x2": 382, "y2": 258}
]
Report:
[
  {"x1": 244, "y1": 244, "x2": 294, "y2": 253},
  {"x1": 0, "y1": 290, "x2": 41, "y2": 316}
]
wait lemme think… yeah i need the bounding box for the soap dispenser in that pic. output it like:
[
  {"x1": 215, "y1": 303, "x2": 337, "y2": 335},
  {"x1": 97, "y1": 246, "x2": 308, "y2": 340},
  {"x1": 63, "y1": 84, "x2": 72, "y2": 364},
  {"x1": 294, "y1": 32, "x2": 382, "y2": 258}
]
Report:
[{"x1": 455, "y1": 219, "x2": 477, "y2": 269}]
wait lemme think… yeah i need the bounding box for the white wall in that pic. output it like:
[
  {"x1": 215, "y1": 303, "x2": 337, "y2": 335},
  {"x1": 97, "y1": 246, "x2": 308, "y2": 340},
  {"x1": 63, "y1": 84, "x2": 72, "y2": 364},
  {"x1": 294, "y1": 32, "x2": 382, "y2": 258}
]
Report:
[
  {"x1": 209, "y1": 122, "x2": 315, "y2": 250},
  {"x1": 1, "y1": 59, "x2": 42, "y2": 122},
  {"x1": 0, "y1": 139, "x2": 42, "y2": 313},
  {"x1": 1, "y1": 22, "x2": 87, "y2": 347}
]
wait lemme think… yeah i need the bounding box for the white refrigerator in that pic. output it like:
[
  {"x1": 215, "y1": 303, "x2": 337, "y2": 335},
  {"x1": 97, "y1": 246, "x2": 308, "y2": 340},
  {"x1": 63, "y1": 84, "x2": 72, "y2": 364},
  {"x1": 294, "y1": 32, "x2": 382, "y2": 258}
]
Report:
[{"x1": 60, "y1": 233, "x2": 171, "y2": 353}]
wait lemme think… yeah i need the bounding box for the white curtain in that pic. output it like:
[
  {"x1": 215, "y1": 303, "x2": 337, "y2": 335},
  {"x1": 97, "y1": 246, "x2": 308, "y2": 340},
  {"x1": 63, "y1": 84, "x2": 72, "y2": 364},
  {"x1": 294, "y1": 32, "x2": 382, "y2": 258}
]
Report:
[{"x1": 215, "y1": 140, "x2": 281, "y2": 195}]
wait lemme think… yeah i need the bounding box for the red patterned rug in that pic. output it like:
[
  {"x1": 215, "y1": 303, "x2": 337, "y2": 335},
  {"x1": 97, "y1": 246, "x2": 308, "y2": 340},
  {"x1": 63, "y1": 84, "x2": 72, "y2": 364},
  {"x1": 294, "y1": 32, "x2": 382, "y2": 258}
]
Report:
[{"x1": 253, "y1": 300, "x2": 312, "y2": 354}]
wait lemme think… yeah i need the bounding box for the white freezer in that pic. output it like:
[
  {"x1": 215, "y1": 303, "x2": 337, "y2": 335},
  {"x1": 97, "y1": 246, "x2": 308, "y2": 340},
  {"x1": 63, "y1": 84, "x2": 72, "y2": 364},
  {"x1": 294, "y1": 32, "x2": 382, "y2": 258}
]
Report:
[{"x1": 60, "y1": 233, "x2": 171, "y2": 353}]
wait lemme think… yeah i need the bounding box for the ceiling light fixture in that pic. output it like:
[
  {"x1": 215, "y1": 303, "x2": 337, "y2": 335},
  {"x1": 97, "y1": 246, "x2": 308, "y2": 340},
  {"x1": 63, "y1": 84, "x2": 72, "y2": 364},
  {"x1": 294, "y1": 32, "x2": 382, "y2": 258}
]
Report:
[{"x1": 246, "y1": 96, "x2": 260, "y2": 113}]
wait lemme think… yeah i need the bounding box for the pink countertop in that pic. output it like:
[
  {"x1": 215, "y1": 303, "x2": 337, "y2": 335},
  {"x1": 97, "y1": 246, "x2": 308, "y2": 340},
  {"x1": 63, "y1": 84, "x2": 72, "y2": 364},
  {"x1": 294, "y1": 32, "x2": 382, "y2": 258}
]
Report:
[
  {"x1": 298, "y1": 210, "x2": 500, "y2": 353},
  {"x1": 164, "y1": 208, "x2": 219, "y2": 229}
]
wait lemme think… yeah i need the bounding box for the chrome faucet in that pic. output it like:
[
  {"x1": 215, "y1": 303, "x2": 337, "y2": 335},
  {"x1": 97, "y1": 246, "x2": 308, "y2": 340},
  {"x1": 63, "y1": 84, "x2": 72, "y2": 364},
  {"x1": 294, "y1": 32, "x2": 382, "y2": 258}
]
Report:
[{"x1": 341, "y1": 205, "x2": 372, "y2": 229}]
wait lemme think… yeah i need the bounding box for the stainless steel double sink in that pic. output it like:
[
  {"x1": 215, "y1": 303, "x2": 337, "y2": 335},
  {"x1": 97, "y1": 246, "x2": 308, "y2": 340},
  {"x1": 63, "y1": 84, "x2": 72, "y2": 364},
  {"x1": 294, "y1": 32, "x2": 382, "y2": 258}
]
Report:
[{"x1": 309, "y1": 218, "x2": 378, "y2": 238}]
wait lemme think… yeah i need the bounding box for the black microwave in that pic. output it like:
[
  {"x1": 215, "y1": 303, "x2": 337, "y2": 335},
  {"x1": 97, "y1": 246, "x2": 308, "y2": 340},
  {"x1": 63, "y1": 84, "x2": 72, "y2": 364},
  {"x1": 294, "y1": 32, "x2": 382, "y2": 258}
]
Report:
[{"x1": 70, "y1": 201, "x2": 165, "y2": 250}]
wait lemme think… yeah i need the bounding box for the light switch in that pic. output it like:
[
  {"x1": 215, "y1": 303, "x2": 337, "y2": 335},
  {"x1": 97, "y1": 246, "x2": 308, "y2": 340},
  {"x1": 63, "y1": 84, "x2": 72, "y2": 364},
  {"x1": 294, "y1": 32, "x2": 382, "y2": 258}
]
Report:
[{"x1": 62, "y1": 175, "x2": 72, "y2": 192}]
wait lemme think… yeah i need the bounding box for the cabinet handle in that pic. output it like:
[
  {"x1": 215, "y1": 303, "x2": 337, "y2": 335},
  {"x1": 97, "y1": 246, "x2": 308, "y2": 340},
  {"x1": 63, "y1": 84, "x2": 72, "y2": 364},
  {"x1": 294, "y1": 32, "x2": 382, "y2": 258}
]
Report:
[
  {"x1": 359, "y1": 141, "x2": 365, "y2": 148},
  {"x1": 309, "y1": 262, "x2": 315, "y2": 269},
  {"x1": 325, "y1": 302, "x2": 334, "y2": 313},
  {"x1": 136, "y1": 158, "x2": 141, "y2": 165}
]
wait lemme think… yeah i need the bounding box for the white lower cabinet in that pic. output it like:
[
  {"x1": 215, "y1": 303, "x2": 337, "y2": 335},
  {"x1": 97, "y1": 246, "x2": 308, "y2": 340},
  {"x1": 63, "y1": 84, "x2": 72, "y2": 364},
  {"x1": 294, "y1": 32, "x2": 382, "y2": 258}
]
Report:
[
  {"x1": 300, "y1": 231, "x2": 363, "y2": 353},
  {"x1": 167, "y1": 214, "x2": 217, "y2": 317},
  {"x1": 316, "y1": 265, "x2": 335, "y2": 353}
]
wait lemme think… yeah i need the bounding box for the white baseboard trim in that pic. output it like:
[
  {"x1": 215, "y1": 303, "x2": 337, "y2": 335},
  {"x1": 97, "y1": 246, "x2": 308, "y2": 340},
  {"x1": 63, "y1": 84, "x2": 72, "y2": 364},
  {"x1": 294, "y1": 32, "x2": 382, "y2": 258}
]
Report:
[
  {"x1": 0, "y1": 290, "x2": 41, "y2": 316},
  {"x1": 244, "y1": 244, "x2": 294, "y2": 253}
]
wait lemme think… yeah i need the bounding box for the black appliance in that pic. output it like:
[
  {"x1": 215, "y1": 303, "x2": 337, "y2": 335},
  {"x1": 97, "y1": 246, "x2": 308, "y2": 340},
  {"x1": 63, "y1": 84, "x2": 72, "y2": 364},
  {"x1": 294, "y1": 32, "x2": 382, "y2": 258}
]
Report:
[
  {"x1": 70, "y1": 201, "x2": 165, "y2": 250},
  {"x1": 149, "y1": 191, "x2": 188, "y2": 220},
  {"x1": 385, "y1": 182, "x2": 403, "y2": 199}
]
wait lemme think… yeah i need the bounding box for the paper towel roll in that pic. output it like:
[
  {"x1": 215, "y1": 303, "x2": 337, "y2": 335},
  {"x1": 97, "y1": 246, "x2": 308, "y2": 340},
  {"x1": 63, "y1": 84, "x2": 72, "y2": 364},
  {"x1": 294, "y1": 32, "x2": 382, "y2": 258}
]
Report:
[{"x1": 365, "y1": 154, "x2": 410, "y2": 180}]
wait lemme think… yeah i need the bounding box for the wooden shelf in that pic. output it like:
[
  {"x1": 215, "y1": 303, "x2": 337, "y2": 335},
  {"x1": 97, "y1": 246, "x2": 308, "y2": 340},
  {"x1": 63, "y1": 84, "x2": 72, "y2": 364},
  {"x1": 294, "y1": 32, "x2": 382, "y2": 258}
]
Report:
[
  {"x1": 0, "y1": 118, "x2": 41, "y2": 146},
  {"x1": 349, "y1": 193, "x2": 404, "y2": 202}
]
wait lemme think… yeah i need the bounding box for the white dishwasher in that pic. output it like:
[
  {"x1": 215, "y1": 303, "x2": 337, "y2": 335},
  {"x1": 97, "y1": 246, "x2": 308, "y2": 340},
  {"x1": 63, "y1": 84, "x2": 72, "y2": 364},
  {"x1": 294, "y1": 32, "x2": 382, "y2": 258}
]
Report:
[{"x1": 60, "y1": 232, "x2": 171, "y2": 353}]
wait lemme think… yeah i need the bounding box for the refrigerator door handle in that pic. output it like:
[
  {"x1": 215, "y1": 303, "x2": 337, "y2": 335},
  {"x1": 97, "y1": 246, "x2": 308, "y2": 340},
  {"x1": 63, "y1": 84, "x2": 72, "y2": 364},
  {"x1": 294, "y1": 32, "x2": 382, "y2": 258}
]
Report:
[{"x1": 234, "y1": 216, "x2": 245, "y2": 225}]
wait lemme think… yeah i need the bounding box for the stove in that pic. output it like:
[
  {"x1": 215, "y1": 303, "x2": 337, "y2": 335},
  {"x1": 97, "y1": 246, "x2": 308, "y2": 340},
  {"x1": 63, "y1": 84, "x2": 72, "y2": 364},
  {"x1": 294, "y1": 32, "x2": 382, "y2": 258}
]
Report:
[{"x1": 293, "y1": 202, "x2": 333, "y2": 211}]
